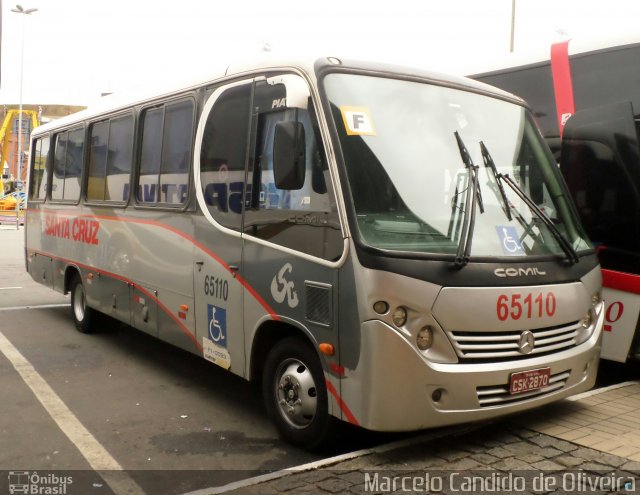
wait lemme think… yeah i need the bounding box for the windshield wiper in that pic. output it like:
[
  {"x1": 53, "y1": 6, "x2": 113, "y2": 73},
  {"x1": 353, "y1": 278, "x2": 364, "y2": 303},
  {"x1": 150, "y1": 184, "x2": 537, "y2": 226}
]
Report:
[
  {"x1": 480, "y1": 142, "x2": 579, "y2": 265},
  {"x1": 480, "y1": 141, "x2": 543, "y2": 249},
  {"x1": 480, "y1": 141, "x2": 512, "y2": 221},
  {"x1": 453, "y1": 131, "x2": 484, "y2": 267}
]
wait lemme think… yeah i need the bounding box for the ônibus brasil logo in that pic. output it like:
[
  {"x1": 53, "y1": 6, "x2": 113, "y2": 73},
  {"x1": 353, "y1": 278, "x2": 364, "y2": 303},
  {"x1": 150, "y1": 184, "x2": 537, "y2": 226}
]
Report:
[{"x1": 8, "y1": 471, "x2": 73, "y2": 494}]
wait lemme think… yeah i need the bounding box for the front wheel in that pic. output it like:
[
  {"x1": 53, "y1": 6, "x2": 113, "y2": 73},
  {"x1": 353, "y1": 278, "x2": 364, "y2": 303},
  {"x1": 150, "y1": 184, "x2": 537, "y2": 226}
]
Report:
[
  {"x1": 70, "y1": 273, "x2": 96, "y2": 333},
  {"x1": 262, "y1": 338, "x2": 334, "y2": 449}
]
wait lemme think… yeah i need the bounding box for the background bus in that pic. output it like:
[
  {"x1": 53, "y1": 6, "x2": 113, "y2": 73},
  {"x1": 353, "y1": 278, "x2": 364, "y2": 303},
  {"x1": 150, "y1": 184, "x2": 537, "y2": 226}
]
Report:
[{"x1": 472, "y1": 36, "x2": 640, "y2": 363}]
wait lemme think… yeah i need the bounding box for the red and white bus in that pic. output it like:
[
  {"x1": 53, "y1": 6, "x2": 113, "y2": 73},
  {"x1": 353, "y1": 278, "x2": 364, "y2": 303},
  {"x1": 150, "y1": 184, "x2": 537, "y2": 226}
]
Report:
[{"x1": 472, "y1": 36, "x2": 640, "y2": 363}]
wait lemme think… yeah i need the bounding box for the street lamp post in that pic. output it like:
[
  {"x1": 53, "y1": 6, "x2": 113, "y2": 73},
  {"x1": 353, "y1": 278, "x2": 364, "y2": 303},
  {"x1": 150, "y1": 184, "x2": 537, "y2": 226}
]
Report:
[
  {"x1": 509, "y1": 0, "x2": 516, "y2": 53},
  {"x1": 11, "y1": 4, "x2": 38, "y2": 185}
]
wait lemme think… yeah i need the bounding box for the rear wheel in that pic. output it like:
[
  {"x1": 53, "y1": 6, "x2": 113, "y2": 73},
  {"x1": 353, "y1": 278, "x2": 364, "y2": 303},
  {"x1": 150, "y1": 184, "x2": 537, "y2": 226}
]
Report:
[
  {"x1": 70, "y1": 273, "x2": 96, "y2": 333},
  {"x1": 263, "y1": 338, "x2": 334, "y2": 449}
]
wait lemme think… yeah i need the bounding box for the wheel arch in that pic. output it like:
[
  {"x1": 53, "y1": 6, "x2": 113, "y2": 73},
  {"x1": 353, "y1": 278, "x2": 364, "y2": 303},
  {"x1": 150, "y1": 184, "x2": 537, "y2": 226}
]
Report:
[
  {"x1": 248, "y1": 319, "x2": 322, "y2": 383},
  {"x1": 63, "y1": 264, "x2": 83, "y2": 294}
]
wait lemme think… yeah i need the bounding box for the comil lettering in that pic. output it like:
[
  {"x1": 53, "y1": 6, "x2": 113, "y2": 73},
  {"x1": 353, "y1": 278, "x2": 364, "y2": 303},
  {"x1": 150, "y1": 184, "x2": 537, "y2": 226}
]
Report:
[
  {"x1": 494, "y1": 267, "x2": 547, "y2": 278},
  {"x1": 43, "y1": 215, "x2": 100, "y2": 246}
]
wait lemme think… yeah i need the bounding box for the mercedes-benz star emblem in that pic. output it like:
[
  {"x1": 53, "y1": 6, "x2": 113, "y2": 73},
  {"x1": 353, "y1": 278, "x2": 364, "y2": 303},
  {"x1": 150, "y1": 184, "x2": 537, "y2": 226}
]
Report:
[{"x1": 518, "y1": 330, "x2": 535, "y2": 354}]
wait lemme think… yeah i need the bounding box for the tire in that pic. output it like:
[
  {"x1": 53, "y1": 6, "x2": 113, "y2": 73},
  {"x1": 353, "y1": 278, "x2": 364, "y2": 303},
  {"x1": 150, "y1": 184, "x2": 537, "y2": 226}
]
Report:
[
  {"x1": 262, "y1": 337, "x2": 334, "y2": 449},
  {"x1": 69, "y1": 273, "x2": 96, "y2": 334}
]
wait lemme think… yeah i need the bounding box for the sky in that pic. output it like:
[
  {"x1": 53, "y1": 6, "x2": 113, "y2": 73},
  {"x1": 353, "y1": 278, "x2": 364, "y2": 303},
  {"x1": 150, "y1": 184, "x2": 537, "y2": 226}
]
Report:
[{"x1": 1, "y1": 0, "x2": 639, "y2": 106}]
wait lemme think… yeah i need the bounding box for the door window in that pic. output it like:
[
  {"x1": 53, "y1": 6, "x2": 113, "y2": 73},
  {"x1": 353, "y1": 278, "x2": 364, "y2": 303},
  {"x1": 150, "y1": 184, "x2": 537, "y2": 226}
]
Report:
[
  {"x1": 199, "y1": 83, "x2": 252, "y2": 231},
  {"x1": 244, "y1": 80, "x2": 343, "y2": 261},
  {"x1": 198, "y1": 76, "x2": 343, "y2": 261}
]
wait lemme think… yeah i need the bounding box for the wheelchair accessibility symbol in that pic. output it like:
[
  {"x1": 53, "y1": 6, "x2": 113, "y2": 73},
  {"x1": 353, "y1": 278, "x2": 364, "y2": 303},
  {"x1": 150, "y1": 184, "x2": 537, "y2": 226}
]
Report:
[
  {"x1": 207, "y1": 304, "x2": 227, "y2": 347},
  {"x1": 496, "y1": 226, "x2": 525, "y2": 255}
]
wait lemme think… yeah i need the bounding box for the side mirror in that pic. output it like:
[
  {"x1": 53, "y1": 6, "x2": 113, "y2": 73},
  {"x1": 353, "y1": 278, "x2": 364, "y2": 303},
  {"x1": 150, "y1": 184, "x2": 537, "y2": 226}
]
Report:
[{"x1": 273, "y1": 121, "x2": 306, "y2": 190}]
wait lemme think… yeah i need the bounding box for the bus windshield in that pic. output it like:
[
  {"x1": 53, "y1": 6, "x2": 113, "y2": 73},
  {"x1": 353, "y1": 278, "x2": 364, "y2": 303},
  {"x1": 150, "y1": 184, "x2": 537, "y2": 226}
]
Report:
[{"x1": 324, "y1": 73, "x2": 592, "y2": 259}]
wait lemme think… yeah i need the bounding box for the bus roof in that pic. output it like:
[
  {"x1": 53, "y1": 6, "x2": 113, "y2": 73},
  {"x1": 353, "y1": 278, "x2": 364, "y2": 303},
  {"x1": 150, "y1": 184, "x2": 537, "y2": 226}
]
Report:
[
  {"x1": 469, "y1": 33, "x2": 640, "y2": 77},
  {"x1": 32, "y1": 56, "x2": 523, "y2": 136}
]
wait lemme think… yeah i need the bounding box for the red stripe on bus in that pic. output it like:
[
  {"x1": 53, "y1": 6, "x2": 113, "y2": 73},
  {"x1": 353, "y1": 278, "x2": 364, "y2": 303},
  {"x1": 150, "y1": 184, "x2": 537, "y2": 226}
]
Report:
[
  {"x1": 29, "y1": 209, "x2": 279, "y2": 320},
  {"x1": 601, "y1": 269, "x2": 640, "y2": 295},
  {"x1": 325, "y1": 379, "x2": 359, "y2": 426},
  {"x1": 550, "y1": 40, "x2": 576, "y2": 137},
  {"x1": 28, "y1": 248, "x2": 203, "y2": 352}
]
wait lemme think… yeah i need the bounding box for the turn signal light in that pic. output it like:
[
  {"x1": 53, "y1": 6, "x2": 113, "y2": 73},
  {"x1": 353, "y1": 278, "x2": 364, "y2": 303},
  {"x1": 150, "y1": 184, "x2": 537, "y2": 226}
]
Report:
[{"x1": 319, "y1": 343, "x2": 335, "y2": 356}]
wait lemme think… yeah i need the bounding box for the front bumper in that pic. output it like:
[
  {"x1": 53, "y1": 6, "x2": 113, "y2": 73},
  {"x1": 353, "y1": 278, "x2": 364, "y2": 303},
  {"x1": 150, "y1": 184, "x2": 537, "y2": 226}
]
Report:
[{"x1": 337, "y1": 310, "x2": 603, "y2": 432}]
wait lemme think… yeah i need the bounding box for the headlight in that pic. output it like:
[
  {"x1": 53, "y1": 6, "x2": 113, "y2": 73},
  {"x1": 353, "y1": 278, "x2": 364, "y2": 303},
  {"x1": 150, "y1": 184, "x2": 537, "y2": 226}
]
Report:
[
  {"x1": 392, "y1": 306, "x2": 408, "y2": 327},
  {"x1": 417, "y1": 326, "x2": 434, "y2": 350}
]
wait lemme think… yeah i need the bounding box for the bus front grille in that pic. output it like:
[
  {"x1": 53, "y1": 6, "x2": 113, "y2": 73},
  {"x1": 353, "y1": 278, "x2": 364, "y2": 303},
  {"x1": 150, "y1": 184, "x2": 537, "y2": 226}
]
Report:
[
  {"x1": 448, "y1": 321, "x2": 580, "y2": 361},
  {"x1": 476, "y1": 370, "x2": 570, "y2": 407}
]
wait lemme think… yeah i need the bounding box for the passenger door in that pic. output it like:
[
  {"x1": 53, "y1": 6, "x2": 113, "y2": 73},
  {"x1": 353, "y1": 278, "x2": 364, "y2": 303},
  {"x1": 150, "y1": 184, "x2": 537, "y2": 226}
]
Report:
[
  {"x1": 193, "y1": 80, "x2": 254, "y2": 375},
  {"x1": 194, "y1": 75, "x2": 345, "y2": 385}
]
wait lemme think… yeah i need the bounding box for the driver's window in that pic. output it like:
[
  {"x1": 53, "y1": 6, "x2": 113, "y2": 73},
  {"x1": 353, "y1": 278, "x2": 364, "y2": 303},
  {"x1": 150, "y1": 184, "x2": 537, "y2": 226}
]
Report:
[{"x1": 244, "y1": 79, "x2": 343, "y2": 261}]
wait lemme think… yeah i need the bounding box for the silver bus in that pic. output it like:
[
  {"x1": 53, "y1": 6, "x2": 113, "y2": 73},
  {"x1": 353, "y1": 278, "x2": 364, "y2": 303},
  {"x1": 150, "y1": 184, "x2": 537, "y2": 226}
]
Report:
[{"x1": 26, "y1": 56, "x2": 604, "y2": 448}]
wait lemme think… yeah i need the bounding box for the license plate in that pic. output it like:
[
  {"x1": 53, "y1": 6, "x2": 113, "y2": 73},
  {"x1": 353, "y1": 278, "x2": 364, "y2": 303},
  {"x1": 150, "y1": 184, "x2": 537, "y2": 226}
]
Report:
[{"x1": 509, "y1": 367, "x2": 551, "y2": 395}]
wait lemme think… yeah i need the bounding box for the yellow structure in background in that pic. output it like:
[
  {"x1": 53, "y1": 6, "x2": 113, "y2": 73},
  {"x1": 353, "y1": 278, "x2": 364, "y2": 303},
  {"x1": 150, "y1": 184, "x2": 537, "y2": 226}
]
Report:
[
  {"x1": 0, "y1": 110, "x2": 37, "y2": 224},
  {"x1": 0, "y1": 106, "x2": 81, "y2": 224},
  {"x1": 0, "y1": 109, "x2": 40, "y2": 181}
]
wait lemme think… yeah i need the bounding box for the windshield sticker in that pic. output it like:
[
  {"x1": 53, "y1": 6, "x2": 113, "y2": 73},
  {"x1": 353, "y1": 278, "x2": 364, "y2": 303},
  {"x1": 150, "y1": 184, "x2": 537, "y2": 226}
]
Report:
[
  {"x1": 203, "y1": 304, "x2": 231, "y2": 369},
  {"x1": 340, "y1": 106, "x2": 376, "y2": 136},
  {"x1": 496, "y1": 226, "x2": 525, "y2": 256}
]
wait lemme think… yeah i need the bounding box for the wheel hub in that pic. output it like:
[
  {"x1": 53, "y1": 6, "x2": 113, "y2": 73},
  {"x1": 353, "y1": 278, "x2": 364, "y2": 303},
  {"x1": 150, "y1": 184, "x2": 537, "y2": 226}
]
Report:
[
  {"x1": 275, "y1": 360, "x2": 317, "y2": 429},
  {"x1": 280, "y1": 375, "x2": 302, "y2": 412}
]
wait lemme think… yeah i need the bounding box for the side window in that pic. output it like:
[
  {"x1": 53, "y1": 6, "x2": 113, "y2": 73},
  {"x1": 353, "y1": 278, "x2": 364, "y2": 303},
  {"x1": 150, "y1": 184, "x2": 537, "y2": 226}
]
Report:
[
  {"x1": 200, "y1": 83, "x2": 252, "y2": 230},
  {"x1": 244, "y1": 80, "x2": 343, "y2": 260},
  {"x1": 106, "y1": 115, "x2": 133, "y2": 202},
  {"x1": 137, "y1": 100, "x2": 193, "y2": 205},
  {"x1": 88, "y1": 115, "x2": 133, "y2": 202},
  {"x1": 87, "y1": 121, "x2": 109, "y2": 200},
  {"x1": 138, "y1": 107, "x2": 163, "y2": 203},
  {"x1": 29, "y1": 136, "x2": 50, "y2": 201},
  {"x1": 51, "y1": 132, "x2": 67, "y2": 200},
  {"x1": 160, "y1": 101, "x2": 193, "y2": 204},
  {"x1": 65, "y1": 128, "x2": 84, "y2": 201},
  {"x1": 51, "y1": 128, "x2": 84, "y2": 202}
]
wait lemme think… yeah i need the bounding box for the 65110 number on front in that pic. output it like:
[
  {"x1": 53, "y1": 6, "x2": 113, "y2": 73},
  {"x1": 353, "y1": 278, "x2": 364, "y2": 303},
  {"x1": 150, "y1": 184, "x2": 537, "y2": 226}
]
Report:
[{"x1": 497, "y1": 292, "x2": 556, "y2": 322}]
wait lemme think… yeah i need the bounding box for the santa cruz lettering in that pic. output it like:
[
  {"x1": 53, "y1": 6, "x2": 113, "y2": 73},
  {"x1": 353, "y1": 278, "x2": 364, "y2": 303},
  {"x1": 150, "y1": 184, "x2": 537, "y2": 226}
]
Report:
[{"x1": 43, "y1": 215, "x2": 100, "y2": 245}]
